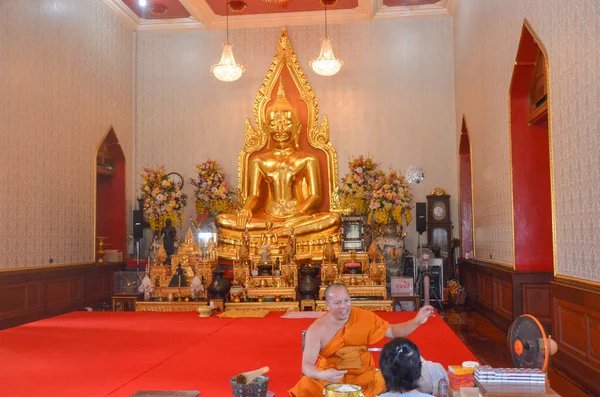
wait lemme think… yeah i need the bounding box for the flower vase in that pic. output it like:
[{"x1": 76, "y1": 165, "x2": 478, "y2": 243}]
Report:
[
  {"x1": 144, "y1": 291, "x2": 151, "y2": 301},
  {"x1": 191, "y1": 291, "x2": 196, "y2": 300}
]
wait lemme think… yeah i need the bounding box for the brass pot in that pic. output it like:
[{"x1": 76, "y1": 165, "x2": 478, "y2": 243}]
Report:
[{"x1": 323, "y1": 384, "x2": 364, "y2": 397}]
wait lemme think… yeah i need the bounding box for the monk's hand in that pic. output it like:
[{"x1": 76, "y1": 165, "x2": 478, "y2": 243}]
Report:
[
  {"x1": 318, "y1": 369, "x2": 347, "y2": 383},
  {"x1": 236, "y1": 209, "x2": 252, "y2": 230},
  {"x1": 415, "y1": 305, "x2": 435, "y2": 325}
]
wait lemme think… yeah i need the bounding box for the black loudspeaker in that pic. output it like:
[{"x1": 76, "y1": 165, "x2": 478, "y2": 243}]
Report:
[
  {"x1": 133, "y1": 210, "x2": 143, "y2": 240},
  {"x1": 416, "y1": 202, "x2": 426, "y2": 234},
  {"x1": 403, "y1": 256, "x2": 415, "y2": 278}
]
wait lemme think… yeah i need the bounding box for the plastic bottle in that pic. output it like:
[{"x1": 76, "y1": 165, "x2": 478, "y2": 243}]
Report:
[{"x1": 437, "y1": 377, "x2": 448, "y2": 397}]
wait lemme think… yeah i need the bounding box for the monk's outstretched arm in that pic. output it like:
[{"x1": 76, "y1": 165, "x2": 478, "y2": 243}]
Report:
[{"x1": 385, "y1": 305, "x2": 435, "y2": 338}]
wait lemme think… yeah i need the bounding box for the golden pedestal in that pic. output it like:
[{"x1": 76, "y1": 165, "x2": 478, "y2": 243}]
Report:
[
  {"x1": 225, "y1": 301, "x2": 299, "y2": 312},
  {"x1": 315, "y1": 300, "x2": 393, "y2": 312},
  {"x1": 135, "y1": 301, "x2": 209, "y2": 312},
  {"x1": 300, "y1": 299, "x2": 316, "y2": 311},
  {"x1": 319, "y1": 283, "x2": 387, "y2": 300}
]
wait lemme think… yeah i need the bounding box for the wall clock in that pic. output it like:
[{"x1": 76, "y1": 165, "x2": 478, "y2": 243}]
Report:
[{"x1": 168, "y1": 172, "x2": 184, "y2": 189}]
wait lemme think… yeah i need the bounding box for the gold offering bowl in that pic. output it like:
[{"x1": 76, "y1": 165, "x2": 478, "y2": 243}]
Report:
[
  {"x1": 197, "y1": 305, "x2": 212, "y2": 318},
  {"x1": 323, "y1": 384, "x2": 364, "y2": 397}
]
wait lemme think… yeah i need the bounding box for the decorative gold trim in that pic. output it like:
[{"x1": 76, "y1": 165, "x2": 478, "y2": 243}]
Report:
[
  {"x1": 555, "y1": 275, "x2": 600, "y2": 290},
  {"x1": 225, "y1": 301, "x2": 299, "y2": 312},
  {"x1": 508, "y1": 20, "x2": 554, "y2": 272},
  {"x1": 94, "y1": 125, "x2": 127, "y2": 264},
  {"x1": 458, "y1": 116, "x2": 476, "y2": 259},
  {"x1": 318, "y1": 284, "x2": 387, "y2": 300},
  {"x1": 135, "y1": 301, "x2": 210, "y2": 312},
  {"x1": 236, "y1": 28, "x2": 341, "y2": 212},
  {"x1": 521, "y1": 19, "x2": 557, "y2": 278},
  {"x1": 428, "y1": 188, "x2": 449, "y2": 196},
  {"x1": 246, "y1": 287, "x2": 297, "y2": 300},
  {"x1": 0, "y1": 261, "x2": 113, "y2": 273},
  {"x1": 315, "y1": 300, "x2": 393, "y2": 312}
]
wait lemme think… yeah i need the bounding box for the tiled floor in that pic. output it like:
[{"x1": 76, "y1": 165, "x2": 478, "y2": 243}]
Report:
[{"x1": 441, "y1": 306, "x2": 593, "y2": 397}]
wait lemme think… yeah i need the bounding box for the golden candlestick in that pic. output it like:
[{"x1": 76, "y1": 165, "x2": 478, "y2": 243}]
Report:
[{"x1": 96, "y1": 236, "x2": 109, "y2": 263}]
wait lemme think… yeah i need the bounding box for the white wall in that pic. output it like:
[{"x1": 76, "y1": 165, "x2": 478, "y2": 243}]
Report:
[
  {"x1": 453, "y1": 0, "x2": 600, "y2": 281},
  {"x1": 0, "y1": 0, "x2": 135, "y2": 269},
  {"x1": 135, "y1": 18, "x2": 457, "y2": 253}
]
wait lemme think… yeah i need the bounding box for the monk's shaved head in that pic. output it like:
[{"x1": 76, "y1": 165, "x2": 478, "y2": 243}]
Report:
[{"x1": 324, "y1": 283, "x2": 349, "y2": 302}]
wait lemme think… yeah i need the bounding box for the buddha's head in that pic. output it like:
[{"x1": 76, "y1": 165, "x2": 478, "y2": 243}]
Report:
[{"x1": 265, "y1": 78, "x2": 302, "y2": 148}]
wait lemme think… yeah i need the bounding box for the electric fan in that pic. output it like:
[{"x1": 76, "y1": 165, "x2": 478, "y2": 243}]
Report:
[
  {"x1": 507, "y1": 314, "x2": 558, "y2": 372},
  {"x1": 415, "y1": 247, "x2": 436, "y2": 270}
]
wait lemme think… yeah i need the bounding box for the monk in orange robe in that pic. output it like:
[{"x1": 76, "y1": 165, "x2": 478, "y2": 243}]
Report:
[{"x1": 289, "y1": 284, "x2": 435, "y2": 397}]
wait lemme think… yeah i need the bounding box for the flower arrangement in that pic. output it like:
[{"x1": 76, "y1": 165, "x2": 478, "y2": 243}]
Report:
[
  {"x1": 368, "y1": 170, "x2": 414, "y2": 227},
  {"x1": 139, "y1": 166, "x2": 188, "y2": 233},
  {"x1": 338, "y1": 155, "x2": 385, "y2": 215},
  {"x1": 190, "y1": 159, "x2": 236, "y2": 217},
  {"x1": 138, "y1": 274, "x2": 154, "y2": 293}
]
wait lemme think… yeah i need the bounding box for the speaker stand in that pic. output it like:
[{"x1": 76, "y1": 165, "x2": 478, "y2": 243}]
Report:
[{"x1": 135, "y1": 239, "x2": 140, "y2": 273}]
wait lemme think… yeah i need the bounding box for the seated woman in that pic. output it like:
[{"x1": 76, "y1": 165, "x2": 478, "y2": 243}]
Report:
[{"x1": 378, "y1": 338, "x2": 434, "y2": 396}]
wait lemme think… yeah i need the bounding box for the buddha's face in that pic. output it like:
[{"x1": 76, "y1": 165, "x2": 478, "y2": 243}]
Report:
[{"x1": 266, "y1": 110, "x2": 300, "y2": 147}]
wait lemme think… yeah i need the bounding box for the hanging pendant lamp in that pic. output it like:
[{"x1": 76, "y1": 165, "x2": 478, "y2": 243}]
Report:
[
  {"x1": 310, "y1": 1, "x2": 343, "y2": 76},
  {"x1": 211, "y1": 1, "x2": 245, "y2": 82}
]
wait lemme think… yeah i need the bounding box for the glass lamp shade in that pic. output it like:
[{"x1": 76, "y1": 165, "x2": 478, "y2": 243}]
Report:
[
  {"x1": 211, "y1": 42, "x2": 245, "y2": 82},
  {"x1": 310, "y1": 37, "x2": 343, "y2": 76}
]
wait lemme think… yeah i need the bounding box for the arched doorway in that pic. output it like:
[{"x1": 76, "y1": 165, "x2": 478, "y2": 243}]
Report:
[
  {"x1": 509, "y1": 21, "x2": 554, "y2": 273},
  {"x1": 459, "y1": 117, "x2": 474, "y2": 259},
  {"x1": 95, "y1": 127, "x2": 126, "y2": 261}
]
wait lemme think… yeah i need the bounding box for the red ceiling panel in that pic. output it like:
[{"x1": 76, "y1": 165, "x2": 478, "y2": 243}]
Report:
[
  {"x1": 206, "y1": 0, "x2": 358, "y2": 16},
  {"x1": 121, "y1": 0, "x2": 192, "y2": 19},
  {"x1": 383, "y1": 0, "x2": 440, "y2": 6}
]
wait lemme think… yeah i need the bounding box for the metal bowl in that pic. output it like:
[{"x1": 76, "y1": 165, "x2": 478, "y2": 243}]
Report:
[
  {"x1": 323, "y1": 383, "x2": 364, "y2": 397},
  {"x1": 229, "y1": 375, "x2": 269, "y2": 397}
]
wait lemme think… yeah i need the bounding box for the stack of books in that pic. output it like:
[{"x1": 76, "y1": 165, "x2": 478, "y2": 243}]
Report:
[{"x1": 474, "y1": 365, "x2": 546, "y2": 385}]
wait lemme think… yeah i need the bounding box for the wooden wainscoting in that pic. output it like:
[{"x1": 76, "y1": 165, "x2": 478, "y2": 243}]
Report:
[
  {"x1": 0, "y1": 262, "x2": 123, "y2": 329},
  {"x1": 551, "y1": 279, "x2": 600, "y2": 396},
  {"x1": 459, "y1": 259, "x2": 553, "y2": 332}
]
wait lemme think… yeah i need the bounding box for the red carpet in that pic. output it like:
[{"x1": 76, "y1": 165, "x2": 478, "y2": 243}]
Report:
[{"x1": 0, "y1": 311, "x2": 476, "y2": 397}]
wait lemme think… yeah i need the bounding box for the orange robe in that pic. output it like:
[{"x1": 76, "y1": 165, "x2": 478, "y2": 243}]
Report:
[{"x1": 289, "y1": 307, "x2": 389, "y2": 397}]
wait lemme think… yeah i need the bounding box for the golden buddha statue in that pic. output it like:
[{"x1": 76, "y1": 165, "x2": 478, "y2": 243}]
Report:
[
  {"x1": 216, "y1": 80, "x2": 341, "y2": 240},
  {"x1": 216, "y1": 29, "x2": 344, "y2": 260}
]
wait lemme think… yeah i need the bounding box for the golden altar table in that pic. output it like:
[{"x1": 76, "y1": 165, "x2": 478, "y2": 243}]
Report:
[
  {"x1": 225, "y1": 301, "x2": 299, "y2": 312},
  {"x1": 315, "y1": 300, "x2": 393, "y2": 312},
  {"x1": 135, "y1": 301, "x2": 212, "y2": 313},
  {"x1": 319, "y1": 251, "x2": 388, "y2": 300},
  {"x1": 318, "y1": 283, "x2": 387, "y2": 300}
]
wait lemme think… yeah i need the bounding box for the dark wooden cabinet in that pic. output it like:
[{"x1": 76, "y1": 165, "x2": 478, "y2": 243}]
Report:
[{"x1": 426, "y1": 190, "x2": 453, "y2": 282}]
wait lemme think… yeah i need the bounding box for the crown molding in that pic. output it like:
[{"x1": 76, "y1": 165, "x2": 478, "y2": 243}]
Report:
[
  {"x1": 446, "y1": 0, "x2": 457, "y2": 15},
  {"x1": 101, "y1": 0, "x2": 140, "y2": 29},
  {"x1": 373, "y1": 0, "x2": 452, "y2": 21},
  {"x1": 183, "y1": 0, "x2": 373, "y2": 30},
  {"x1": 137, "y1": 17, "x2": 205, "y2": 31},
  {"x1": 211, "y1": 8, "x2": 371, "y2": 31},
  {"x1": 181, "y1": 0, "x2": 218, "y2": 29},
  {"x1": 105, "y1": 0, "x2": 453, "y2": 31}
]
